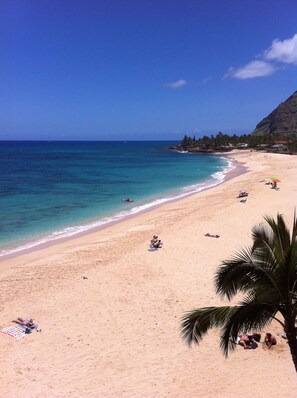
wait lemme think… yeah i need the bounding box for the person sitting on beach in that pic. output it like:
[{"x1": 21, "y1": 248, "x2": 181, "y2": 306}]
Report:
[
  {"x1": 150, "y1": 237, "x2": 163, "y2": 249},
  {"x1": 238, "y1": 334, "x2": 250, "y2": 349},
  {"x1": 238, "y1": 191, "x2": 249, "y2": 198},
  {"x1": 247, "y1": 335, "x2": 258, "y2": 349},
  {"x1": 238, "y1": 334, "x2": 258, "y2": 349},
  {"x1": 155, "y1": 239, "x2": 163, "y2": 248},
  {"x1": 151, "y1": 235, "x2": 158, "y2": 245},
  {"x1": 251, "y1": 333, "x2": 261, "y2": 342},
  {"x1": 265, "y1": 333, "x2": 277, "y2": 348}
]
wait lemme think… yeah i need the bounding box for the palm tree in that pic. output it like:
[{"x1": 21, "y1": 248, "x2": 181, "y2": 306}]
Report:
[{"x1": 181, "y1": 213, "x2": 297, "y2": 372}]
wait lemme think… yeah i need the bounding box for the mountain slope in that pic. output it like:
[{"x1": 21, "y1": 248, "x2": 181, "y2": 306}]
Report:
[{"x1": 252, "y1": 91, "x2": 297, "y2": 135}]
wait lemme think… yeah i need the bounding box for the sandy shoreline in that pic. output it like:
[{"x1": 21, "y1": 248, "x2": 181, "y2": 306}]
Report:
[
  {"x1": 0, "y1": 150, "x2": 296, "y2": 397},
  {"x1": 0, "y1": 153, "x2": 238, "y2": 261}
]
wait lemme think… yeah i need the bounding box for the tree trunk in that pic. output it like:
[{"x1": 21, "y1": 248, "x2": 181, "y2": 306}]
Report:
[{"x1": 285, "y1": 325, "x2": 297, "y2": 372}]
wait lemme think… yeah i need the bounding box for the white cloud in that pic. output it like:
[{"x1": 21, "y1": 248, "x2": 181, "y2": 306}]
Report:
[
  {"x1": 224, "y1": 60, "x2": 277, "y2": 79},
  {"x1": 264, "y1": 33, "x2": 297, "y2": 64},
  {"x1": 202, "y1": 76, "x2": 212, "y2": 84},
  {"x1": 225, "y1": 33, "x2": 297, "y2": 79},
  {"x1": 164, "y1": 79, "x2": 187, "y2": 89}
]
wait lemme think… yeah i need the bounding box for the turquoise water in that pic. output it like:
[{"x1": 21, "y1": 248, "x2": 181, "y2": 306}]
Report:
[{"x1": 0, "y1": 141, "x2": 231, "y2": 256}]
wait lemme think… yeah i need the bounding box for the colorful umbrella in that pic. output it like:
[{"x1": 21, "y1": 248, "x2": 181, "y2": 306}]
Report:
[{"x1": 271, "y1": 176, "x2": 281, "y2": 183}]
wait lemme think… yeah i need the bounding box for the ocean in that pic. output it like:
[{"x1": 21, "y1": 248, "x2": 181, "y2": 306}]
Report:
[{"x1": 0, "y1": 141, "x2": 232, "y2": 257}]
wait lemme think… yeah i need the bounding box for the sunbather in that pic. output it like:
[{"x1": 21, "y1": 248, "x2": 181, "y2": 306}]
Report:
[
  {"x1": 13, "y1": 318, "x2": 36, "y2": 329},
  {"x1": 205, "y1": 233, "x2": 220, "y2": 238}
]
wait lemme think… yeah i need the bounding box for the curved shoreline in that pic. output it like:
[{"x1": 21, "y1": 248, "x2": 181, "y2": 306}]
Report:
[
  {"x1": 1, "y1": 150, "x2": 296, "y2": 397},
  {"x1": 0, "y1": 154, "x2": 246, "y2": 260}
]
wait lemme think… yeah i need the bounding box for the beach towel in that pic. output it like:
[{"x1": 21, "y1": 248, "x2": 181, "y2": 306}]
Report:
[
  {"x1": 17, "y1": 323, "x2": 38, "y2": 331},
  {"x1": 1, "y1": 326, "x2": 25, "y2": 340}
]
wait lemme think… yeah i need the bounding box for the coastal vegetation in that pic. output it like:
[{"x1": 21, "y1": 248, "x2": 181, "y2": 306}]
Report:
[
  {"x1": 178, "y1": 131, "x2": 297, "y2": 153},
  {"x1": 181, "y1": 213, "x2": 297, "y2": 372},
  {"x1": 178, "y1": 91, "x2": 297, "y2": 153}
]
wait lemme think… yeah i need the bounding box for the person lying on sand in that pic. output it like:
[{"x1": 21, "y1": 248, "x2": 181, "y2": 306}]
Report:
[
  {"x1": 205, "y1": 233, "x2": 220, "y2": 238},
  {"x1": 13, "y1": 318, "x2": 37, "y2": 329},
  {"x1": 265, "y1": 333, "x2": 277, "y2": 348}
]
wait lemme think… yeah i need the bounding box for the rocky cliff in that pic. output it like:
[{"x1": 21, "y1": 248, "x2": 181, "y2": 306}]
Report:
[{"x1": 251, "y1": 91, "x2": 297, "y2": 135}]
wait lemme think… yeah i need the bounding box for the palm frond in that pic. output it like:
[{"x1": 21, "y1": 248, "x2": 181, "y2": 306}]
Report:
[
  {"x1": 286, "y1": 241, "x2": 297, "y2": 294},
  {"x1": 263, "y1": 214, "x2": 291, "y2": 262},
  {"x1": 215, "y1": 247, "x2": 281, "y2": 301},
  {"x1": 215, "y1": 247, "x2": 253, "y2": 299},
  {"x1": 252, "y1": 221, "x2": 274, "y2": 252},
  {"x1": 181, "y1": 300, "x2": 277, "y2": 356},
  {"x1": 181, "y1": 306, "x2": 238, "y2": 346},
  {"x1": 181, "y1": 213, "x2": 297, "y2": 370},
  {"x1": 292, "y1": 209, "x2": 297, "y2": 243}
]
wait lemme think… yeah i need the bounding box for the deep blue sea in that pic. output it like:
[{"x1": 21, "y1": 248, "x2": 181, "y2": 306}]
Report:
[{"x1": 0, "y1": 141, "x2": 232, "y2": 257}]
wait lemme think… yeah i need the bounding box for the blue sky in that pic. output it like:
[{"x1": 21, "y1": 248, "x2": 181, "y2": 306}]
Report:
[{"x1": 1, "y1": 0, "x2": 297, "y2": 140}]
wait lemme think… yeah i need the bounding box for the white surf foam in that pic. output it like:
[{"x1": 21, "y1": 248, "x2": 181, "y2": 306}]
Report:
[{"x1": 0, "y1": 157, "x2": 235, "y2": 258}]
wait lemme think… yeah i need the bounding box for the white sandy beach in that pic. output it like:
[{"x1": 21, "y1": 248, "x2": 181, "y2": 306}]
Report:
[{"x1": 0, "y1": 150, "x2": 297, "y2": 398}]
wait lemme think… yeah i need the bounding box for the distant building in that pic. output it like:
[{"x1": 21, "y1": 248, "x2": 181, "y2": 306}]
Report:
[
  {"x1": 271, "y1": 143, "x2": 288, "y2": 151},
  {"x1": 256, "y1": 144, "x2": 269, "y2": 150},
  {"x1": 216, "y1": 144, "x2": 234, "y2": 151},
  {"x1": 274, "y1": 140, "x2": 290, "y2": 145},
  {"x1": 237, "y1": 143, "x2": 248, "y2": 148}
]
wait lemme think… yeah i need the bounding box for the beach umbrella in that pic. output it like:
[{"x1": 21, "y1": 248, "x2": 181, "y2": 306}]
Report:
[{"x1": 271, "y1": 176, "x2": 281, "y2": 182}]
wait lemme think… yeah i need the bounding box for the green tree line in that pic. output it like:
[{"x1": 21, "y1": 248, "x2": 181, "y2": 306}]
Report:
[{"x1": 179, "y1": 132, "x2": 297, "y2": 152}]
